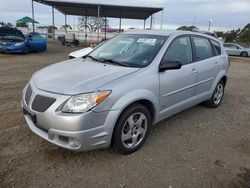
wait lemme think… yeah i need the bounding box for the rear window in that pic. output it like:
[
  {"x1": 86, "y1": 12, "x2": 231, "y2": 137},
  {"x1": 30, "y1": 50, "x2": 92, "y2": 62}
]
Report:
[
  {"x1": 210, "y1": 40, "x2": 221, "y2": 56},
  {"x1": 193, "y1": 37, "x2": 213, "y2": 61}
]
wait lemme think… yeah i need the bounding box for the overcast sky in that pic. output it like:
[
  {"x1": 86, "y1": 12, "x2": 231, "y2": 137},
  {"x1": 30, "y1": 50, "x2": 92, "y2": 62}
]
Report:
[{"x1": 0, "y1": 0, "x2": 250, "y2": 31}]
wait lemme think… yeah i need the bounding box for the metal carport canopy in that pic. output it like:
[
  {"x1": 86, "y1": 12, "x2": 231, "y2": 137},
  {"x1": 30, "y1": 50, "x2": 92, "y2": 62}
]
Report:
[{"x1": 33, "y1": 0, "x2": 163, "y2": 20}]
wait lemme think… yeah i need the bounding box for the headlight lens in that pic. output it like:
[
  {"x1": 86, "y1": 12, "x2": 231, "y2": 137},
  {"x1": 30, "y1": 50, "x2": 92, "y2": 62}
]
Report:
[
  {"x1": 62, "y1": 91, "x2": 111, "y2": 113},
  {"x1": 14, "y1": 42, "x2": 24, "y2": 46}
]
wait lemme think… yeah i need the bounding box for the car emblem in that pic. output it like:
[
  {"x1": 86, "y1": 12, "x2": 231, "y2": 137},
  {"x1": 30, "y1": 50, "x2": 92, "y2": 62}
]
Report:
[{"x1": 3, "y1": 42, "x2": 6, "y2": 45}]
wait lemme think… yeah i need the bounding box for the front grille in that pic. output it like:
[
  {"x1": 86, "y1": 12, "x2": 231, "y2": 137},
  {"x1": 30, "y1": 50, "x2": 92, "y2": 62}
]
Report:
[
  {"x1": 32, "y1": 95, "x2": 56, "y2": 112},
  {"x1": 25, "y1": 85, "x2": 32, "y2": 105}
]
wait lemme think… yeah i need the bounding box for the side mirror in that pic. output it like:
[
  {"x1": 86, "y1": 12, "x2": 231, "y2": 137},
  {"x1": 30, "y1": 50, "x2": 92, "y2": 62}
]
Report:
[{"x1": 159, "y1": 60, "x2": 182, "y2": 72}]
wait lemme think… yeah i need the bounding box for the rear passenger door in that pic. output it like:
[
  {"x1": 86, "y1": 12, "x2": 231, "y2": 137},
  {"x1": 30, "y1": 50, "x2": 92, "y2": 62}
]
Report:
[{"x1": 191, "y1": 36, "x2": 219, "y2": 96}]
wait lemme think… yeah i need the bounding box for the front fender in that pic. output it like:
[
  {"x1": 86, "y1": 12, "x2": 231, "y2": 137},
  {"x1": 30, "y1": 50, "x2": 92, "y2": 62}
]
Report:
[{"x1": 109, "y1": 89, "x2": 159, "y2": 123}]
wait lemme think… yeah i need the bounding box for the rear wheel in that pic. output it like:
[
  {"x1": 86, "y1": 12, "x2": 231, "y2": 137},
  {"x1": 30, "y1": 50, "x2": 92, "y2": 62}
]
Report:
[
  {"x1": 204, "y1": 80, "x2": 225, "y2": 108},
  {"x1": 112, "y1": 103, "x2": 151, "y2": 155},
  {"x1": 241, "y1": 52, "x2": 248, "y2": 57}
]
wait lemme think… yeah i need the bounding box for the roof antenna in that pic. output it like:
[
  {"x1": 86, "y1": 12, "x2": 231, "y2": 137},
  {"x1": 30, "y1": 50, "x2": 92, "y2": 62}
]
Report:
[{"x1": 192, "y1": 16, "x2": 197, "y2": 26}]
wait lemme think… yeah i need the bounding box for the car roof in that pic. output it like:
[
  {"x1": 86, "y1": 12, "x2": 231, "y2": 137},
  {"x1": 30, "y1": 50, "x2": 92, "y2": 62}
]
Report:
[{"x1": 123, "y1": 30, "x2": 221, "y2": 41}]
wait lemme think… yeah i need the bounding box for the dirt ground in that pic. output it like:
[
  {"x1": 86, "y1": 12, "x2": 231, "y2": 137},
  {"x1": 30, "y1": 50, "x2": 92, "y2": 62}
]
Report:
[{"x1": 0, "y1": 42, "x2": 250, "y2": 188}]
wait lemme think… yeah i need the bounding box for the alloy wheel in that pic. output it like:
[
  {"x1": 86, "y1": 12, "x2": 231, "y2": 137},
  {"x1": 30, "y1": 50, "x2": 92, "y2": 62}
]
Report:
[
  {"x1": 213, "y1": 83, "x2": 224, "y2": 105},
  {"x1": 121, "y1": 112, "x2": 148, "y2": 149}
]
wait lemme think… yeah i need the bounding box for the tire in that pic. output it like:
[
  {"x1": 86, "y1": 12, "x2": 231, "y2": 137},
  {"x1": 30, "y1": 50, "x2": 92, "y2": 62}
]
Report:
[
  {"x1": 241, "y1": 52, "x2": 248, "y2": 57},
  {"x1": 112, "y1": 103, "x2": 152, "y2": 155},
  {"x1": 204, "y1": 80, "x2": 225, "y2": 108},
  {"x1": 23, "y1": 46, "x2": 29, "y2": 55}
]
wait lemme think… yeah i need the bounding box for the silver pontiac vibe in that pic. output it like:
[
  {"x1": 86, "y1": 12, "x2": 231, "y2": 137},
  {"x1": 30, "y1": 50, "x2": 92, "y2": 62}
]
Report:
[{"x1": 22, "y1": 30, "x2": 229, "y2": 154}]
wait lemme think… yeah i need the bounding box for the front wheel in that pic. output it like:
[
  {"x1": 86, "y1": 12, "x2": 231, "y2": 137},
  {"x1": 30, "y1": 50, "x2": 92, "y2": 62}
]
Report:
[
  {"x1": 241, "y1": 52, "x2": 248, "y2": 57},
  {"x1": 112, "y1": 103, "x2": 151, "y2": 155},
  {"x1": 204, "y1": 80, "x2": 225, "y2": 108},
  {"x1": 23, "y1": 45, "x2": 30, "y2": 55}
]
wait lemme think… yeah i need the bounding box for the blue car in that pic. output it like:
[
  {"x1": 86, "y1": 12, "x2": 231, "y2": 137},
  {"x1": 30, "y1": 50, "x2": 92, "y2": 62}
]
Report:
[{"x1": 0, "y1": 27, "x2": 47, "y2": 54}]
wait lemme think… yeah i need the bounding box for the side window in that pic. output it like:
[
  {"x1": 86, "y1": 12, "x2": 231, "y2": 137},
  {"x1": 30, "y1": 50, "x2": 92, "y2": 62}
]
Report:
[
  {"x1": 227, "y1": 44, "x2": 237, "y2": 49},
  {"x1": 193, "y1": 37, "x2": 213, "y2": 61},
  {"x1": 233, "y1": 45, "x2": 240, "y2": 49},
  {"x1": 162, "y1": 36, "x2": 192, "y2": 65},
  {"x1": 210, "y1": 40, "x2": 221, "y2": 56}
]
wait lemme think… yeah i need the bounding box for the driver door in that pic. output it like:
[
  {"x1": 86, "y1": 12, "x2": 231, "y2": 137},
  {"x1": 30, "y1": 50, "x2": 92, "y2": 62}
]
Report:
[
  {"x1": 159, "y1": 36, "x2": 197, "y2": 118},
  {"x1": 28, "y1": 33, "x2": 47, "y2": 52}
]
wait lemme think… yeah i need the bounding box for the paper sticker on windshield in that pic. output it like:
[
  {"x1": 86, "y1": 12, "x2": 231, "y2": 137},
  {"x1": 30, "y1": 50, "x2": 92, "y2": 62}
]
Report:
[{"x1": 137, "y1": 38, "x2": 156, "y2": 45}]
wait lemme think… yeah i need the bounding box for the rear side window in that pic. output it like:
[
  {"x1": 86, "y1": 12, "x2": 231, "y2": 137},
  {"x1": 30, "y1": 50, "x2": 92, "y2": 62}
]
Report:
[
  {"x1": 162, "y1": 36, "x2": 192, "y2": 65},
  {"x1": 210, "y1": 40, "x2": 221, "y2": 56},
  {"x1": 193, "y1": 37, "x2": 213, "y2": 61},
  {"x1": 224, "y1": 44, "x2": 237, "y2": 49}
]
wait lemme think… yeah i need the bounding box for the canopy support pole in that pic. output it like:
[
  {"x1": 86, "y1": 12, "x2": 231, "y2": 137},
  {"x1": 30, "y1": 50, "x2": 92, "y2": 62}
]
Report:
[
  {"x1": 160, "y1": 9, "x2": 164, "y2": 30},
  {"x1": 52, "y1": 6, "x2": 55, "y2": 39},
  {"x1": 105, "y1": 17, "x2": 107, "y2": 40},
  {"x1": 64, "y1": 14, "x2": 67, "y2": 33},
  {"x1": 31, "y1": 0, "x2": 35, "y2": 32},
  {"x1": 97, "y1": 5, "x2": 100, "y2": 43},
  {"x1": 119, "y1": 16, "x2": 122, "y2": 33},
  {"x1": 143, "y1": 19, "x2": 146, "y2": 30},
  {"x1": 150, "y1": 15, "x2": 153, "y2": 30},
  {"x1": 85, "y1": 10, "x2": 87, "y2": 46}
]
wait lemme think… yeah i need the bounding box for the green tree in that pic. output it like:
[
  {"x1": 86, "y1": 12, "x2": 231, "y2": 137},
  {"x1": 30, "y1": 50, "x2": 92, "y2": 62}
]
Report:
[
  {"x1": 177, "y1": 26, "x2": 198, "y2": 31},
  {"x1": 0, "y1": 21, "x2": 13, "y2": 27},
  {"x1": 237, "y1": 24, "x2": 250, "y2": 43},
  {"x1": 16, "y1": 22, "x2": 28, "y2": 27},
  {"x1": 61, "y1": 24, "x2": 72, "y2": 30}
]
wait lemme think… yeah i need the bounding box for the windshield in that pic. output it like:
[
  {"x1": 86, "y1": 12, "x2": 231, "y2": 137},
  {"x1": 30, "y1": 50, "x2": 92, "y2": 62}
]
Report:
[
  {"x1": 0, "y1": 28, "x2": 25, "y2": 41},
  {"x1": 88, "y1": 34, "x2": 167, "y2": 68}
]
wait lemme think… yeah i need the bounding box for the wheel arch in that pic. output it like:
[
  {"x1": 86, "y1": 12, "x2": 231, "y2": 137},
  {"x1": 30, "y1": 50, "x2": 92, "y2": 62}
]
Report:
[
  {"x1": 110, "y1": 99, "x2": 156, "y2": 148},
  {"x1": 210, "y1": 70, "x2": 228, "y2": 98},
  {"x1": 241, "y1": 51, "x2": 248, "y2": 56},
  {"x1": 221, "y1": 75, "x2": 227, "y2": 86}
]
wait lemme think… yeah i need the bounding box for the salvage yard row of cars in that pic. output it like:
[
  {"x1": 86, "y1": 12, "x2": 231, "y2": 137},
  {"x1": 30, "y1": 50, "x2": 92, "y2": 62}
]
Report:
[{"x1": 0, "y1": 27, "x2": 47, "y2": 54}]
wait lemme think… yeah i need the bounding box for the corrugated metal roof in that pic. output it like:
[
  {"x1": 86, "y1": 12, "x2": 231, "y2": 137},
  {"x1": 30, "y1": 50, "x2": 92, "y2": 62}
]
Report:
[{"x1": 34, "y1": 0, "x2": 164, "y2": 20}]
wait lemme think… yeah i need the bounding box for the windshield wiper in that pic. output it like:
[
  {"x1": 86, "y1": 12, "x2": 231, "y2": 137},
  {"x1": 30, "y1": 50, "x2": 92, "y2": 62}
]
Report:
[
  {"x1": 85, "y1": 55, "x2": 105, "y2": 63},
  {"x1": 85, "y1": 55, "x2": 131, "y2": 67},
  {"x1": 101, "y1": 59, "x2": 131, "y2": 67}
]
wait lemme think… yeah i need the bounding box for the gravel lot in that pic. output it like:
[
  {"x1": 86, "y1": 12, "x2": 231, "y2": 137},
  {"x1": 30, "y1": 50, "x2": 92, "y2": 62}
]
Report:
[{"x1": 0, "y1": 42, "x2": 250, "y2": 188}]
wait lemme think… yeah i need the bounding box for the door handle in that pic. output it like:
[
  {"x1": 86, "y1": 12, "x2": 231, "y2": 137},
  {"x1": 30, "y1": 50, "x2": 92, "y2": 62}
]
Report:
[
  {"x1": 191, "y1": 68, "x2": 198, "y2": 75},
  {"x1": 191, "y1": 71, "x2": 198, "y2": 75},
  {"x1": 191, "y1": 68, "x2": 198, "y2": 74}
]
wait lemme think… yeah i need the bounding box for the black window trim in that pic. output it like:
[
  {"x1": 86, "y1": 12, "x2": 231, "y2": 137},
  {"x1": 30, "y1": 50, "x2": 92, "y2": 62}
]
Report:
[
  {"x1": 209, "y1": 38, "x2": 221, "y2": 57},
  {"x1": 190, "y1": 35, "x2": 215, "y2": 62},
  {"x1": 160, "y1": 34, "x2": 194, "y2": 67}
]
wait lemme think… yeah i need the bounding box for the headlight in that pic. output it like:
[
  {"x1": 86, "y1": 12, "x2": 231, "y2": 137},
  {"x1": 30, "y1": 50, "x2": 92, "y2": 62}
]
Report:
[
  {"x1": 62, "y1": 91, "x2": 111, "y2": 113},
  {"x1": 14, "y1": 42, "x2": 24, "y2": 47}
]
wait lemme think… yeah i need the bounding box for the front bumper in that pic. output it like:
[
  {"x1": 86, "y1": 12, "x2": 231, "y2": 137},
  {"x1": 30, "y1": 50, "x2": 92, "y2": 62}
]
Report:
[
  {"x1": 21, "y1": 82, "x2": 120, "y2": 151},
  {"x1": 0, "y1": 45, "x2": 24, "y2": 53}
]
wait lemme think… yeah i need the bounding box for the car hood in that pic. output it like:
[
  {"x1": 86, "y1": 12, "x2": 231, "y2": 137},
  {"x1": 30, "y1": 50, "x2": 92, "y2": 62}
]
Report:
[
  {"x1": 32, "y1": 58, "x2": 140, "y2": 95},
  {"x1": 243, "y1": 48, "x2": 250, "y2": 52}
]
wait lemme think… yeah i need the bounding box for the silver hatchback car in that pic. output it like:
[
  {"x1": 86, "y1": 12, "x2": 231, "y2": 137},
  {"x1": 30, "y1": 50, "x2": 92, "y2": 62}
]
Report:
[
  {"x1": 22, "y1": 30, "x2": 229, "y2": 154},
  {"x1": 224, "y1": 43, "x2": 250, "y2": 57}
]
